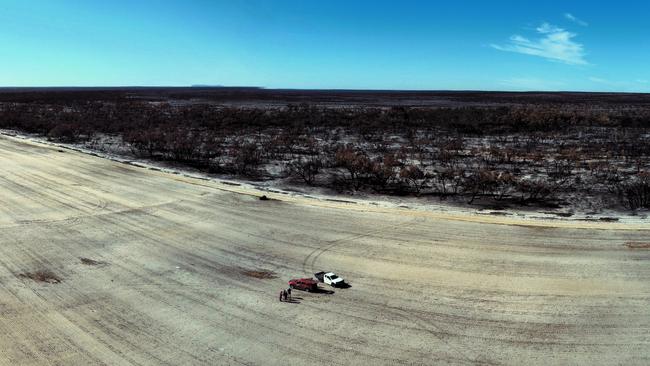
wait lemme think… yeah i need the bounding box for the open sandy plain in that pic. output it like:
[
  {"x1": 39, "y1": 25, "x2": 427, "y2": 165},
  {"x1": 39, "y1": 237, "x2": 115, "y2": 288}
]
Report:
[{"x1": 0, "y1": 134, "x2": 648, "y2": 365}]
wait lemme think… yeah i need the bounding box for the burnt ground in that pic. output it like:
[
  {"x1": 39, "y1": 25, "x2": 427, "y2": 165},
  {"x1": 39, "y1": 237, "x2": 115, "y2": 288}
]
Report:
[
  {"x1": 2, "y1": 87, "x2": 650, "y2": 106},
  {"x1": 3, "y1": 88, "x2": 650, "y2": 215}
]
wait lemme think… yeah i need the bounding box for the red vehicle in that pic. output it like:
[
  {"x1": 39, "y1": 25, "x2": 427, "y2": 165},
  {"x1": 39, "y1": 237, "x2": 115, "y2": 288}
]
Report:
[{"x1": 288, "y1": 278, "x2": 318, "y2": 292}]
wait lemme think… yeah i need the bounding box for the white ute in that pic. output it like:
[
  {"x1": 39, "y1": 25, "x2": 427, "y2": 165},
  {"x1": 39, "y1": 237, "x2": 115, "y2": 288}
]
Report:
[{"x1": 314, "y1": 271, "x2": 346, "y2": 287}]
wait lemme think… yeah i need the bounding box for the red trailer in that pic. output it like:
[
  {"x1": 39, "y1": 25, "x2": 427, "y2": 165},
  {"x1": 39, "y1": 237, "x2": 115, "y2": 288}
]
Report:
[{"x1": 288, "y1": 278, "x2": 318, "y2": 292}]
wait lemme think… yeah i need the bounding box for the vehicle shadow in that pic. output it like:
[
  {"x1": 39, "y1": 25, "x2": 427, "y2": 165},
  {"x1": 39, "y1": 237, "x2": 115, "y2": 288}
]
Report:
[
  {"x1": 336, "y1": 283, "x2": 352, "y2": 289},
  {"x1": 313, "y1": 288, "x2": 335, "y2": 295}
]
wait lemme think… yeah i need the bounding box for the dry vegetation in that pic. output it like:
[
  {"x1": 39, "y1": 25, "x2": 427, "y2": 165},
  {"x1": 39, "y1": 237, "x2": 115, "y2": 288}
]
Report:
[
  {"x1": 1, "y1": 89, "x2": 649, "y2": 212},
  {"x1": 625, "y1": 242, "x2": 650, "y2": 249},
  {"x1": 241, "y1": 269, "x2": 278, "y2": 279},
  {"x1": 18, "y1": 271, "x2": 62, "y2": 284},
  {"x1": 80, "y1": 257, "x2": 106, "y2": 266}
]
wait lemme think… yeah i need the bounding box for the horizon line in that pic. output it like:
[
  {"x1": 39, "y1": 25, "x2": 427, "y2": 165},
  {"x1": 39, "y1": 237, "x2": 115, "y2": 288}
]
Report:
[{"x1": 0, "y1": 86, "x2": 648, "y2": 95}]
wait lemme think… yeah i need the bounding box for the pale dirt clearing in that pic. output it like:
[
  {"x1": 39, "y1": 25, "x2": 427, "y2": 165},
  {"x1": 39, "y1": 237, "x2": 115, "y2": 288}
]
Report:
[{"x1": 0, "y1": 135, "x2": 648, "y2": 365}]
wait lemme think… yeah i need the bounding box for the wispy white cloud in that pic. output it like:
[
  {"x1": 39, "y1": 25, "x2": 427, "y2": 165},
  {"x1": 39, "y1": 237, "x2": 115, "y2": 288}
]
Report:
[
  {"x1": 564, "y1": 13, "x2": 588, "y2": 27},
  {"x1": 491, "y1": 22, "x2": 588, "y2": 65},
  {"x1": 536, "y1": 23, "x2": 563, "y2": 34}
]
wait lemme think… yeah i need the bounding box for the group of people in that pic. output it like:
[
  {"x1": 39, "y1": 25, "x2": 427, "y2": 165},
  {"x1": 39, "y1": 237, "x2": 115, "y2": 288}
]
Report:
[{"x1": 279, "y1": 288, "x2": 292, "y2": 302}]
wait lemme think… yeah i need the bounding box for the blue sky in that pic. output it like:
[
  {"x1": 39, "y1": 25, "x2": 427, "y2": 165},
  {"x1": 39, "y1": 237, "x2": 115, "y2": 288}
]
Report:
[{"x1": 1, "y1": 0, "x2": 648, "y2": 91}]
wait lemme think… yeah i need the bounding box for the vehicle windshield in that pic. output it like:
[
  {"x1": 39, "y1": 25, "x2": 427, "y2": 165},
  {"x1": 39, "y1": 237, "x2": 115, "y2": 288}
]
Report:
[{"x1": 329, "y1": 275, "x2": 338, "y2": 280}]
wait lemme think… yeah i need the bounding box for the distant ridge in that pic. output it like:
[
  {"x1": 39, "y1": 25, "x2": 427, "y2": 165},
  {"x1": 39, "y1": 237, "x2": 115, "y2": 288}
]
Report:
[{"x1": 190, "y1": 85, "x2": 264, "y2": 90}]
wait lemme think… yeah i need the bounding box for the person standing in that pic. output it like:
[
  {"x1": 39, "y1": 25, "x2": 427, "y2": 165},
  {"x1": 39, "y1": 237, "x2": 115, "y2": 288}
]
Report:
[
  {"x1": 287, "y1": 287, "x2": 292, "y2": 301},
  {"x1": 279, "y1": 290, "x2": 283, "y2": 302},
  {"x1": 283, "y1": 289, "x2": 288, "y2": 301}
]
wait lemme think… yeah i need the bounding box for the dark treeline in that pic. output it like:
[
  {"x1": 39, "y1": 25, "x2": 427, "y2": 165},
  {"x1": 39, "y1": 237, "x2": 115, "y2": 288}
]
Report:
[
  {"x1": 3, "y1": 87, "x2": 650, "y2": 105},
  {"x1": 1, "y1": 100, "x2": 649, "y2": 211},
  {"x1": 2, "y1": 101, "x2": 650, "y2": 135}
]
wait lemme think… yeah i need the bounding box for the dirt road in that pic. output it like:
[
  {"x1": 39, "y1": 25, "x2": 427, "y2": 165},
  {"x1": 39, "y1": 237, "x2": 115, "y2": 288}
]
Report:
[{"x1": 0, "y1": 135, "x2": 648, "y2": 365}]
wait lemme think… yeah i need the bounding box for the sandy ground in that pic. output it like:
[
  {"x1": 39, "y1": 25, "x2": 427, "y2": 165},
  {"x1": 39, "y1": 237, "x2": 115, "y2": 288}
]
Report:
[{"x1": 0, "y1": 135, "x2": 649, "y2": 366}]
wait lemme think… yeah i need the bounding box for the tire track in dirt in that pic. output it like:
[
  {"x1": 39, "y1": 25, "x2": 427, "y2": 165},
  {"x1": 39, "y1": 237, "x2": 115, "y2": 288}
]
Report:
[{"x1": 301, "y1": 217, "x2": 424, "y2": 276}]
